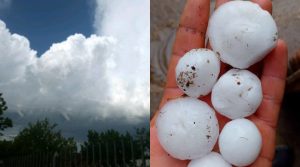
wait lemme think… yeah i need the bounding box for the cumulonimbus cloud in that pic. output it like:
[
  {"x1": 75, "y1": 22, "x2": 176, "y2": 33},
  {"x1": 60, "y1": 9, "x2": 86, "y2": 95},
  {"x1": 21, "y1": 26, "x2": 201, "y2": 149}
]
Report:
[{"x1": 0, "y1": 0, "x2": 149, "y2": 129}]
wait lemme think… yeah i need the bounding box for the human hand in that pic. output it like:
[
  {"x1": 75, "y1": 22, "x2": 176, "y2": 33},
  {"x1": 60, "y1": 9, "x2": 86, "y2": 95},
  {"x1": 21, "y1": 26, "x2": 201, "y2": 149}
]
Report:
[{"x1": 150, "y1": 0, "x2": 288, "y2": 166}]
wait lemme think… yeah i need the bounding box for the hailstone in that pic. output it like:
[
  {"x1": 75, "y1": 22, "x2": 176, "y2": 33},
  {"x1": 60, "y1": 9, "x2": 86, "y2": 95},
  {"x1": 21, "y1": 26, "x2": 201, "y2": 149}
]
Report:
[
  {"x1": 219, "y1": 119, "x2": 262, "y2": 166},
  {"x1": 188, "y1": 152, "x2": 232, "y2": 167},
  {"x1": 176, "y1": 49, "x2": 220, "y2": 98},
  {"x1": 207, "y1": 0, "x2": 278, "y2": 69},
  {"x1": 211, "y1": 69, "x2": 262, "y2": 119},
  {"x1": 156, "y1": 97, "x2": 219, "y2": 160}
]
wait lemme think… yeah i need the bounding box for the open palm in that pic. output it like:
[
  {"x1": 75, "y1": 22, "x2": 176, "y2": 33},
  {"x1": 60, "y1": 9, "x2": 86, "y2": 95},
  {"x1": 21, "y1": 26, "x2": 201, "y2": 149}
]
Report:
[{"x1": 150, "y1": 0, "x2": 288, "y2": 166}]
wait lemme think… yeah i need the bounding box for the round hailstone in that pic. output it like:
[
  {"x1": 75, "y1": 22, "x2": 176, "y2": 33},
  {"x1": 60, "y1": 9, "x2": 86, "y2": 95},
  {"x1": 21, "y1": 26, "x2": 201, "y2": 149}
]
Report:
[
  {"x1": 156, "y1": 97, "x2": 219, "y2": 160},
  {"x1": 219, "y1": 119, "x2": 262, "y2": 166},
  {"x1": 211, "y1": 69, "x2": 262, "y2": 119},
  {"x1": 207, "y1": 0, "x2": 278, "y2": 69},
  {"x1": 188, "y1": 152, "x2": 232, "y2": 167},
  {"x1": 175, "y1": 49, "x2": 220, "y2": 98}
]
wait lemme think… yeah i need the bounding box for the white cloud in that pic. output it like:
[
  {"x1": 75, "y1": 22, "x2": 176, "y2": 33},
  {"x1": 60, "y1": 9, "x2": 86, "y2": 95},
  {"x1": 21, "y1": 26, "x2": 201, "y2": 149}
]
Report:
[
  {"x1": 0, "y1": 0, "x2": 149, "y2": 136},
  {"x1": 94, "y1": 0, "x2": 150, "y2": 114}
]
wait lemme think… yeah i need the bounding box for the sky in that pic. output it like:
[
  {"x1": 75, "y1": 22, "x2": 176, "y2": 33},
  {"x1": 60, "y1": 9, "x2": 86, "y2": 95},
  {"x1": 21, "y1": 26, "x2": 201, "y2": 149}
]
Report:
[
  {"x1": 0, "y1": 0, "x2": 94, "y2": 54},
  {"x1": 0, "y1": 0, "x2": 150, "y2": 142}
]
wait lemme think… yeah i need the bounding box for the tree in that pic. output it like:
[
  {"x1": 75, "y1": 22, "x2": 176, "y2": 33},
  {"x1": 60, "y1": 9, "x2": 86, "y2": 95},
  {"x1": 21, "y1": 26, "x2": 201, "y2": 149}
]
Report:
[
  {"x1": 81, "y1": 128, "x2": 149, "y2": 166},
  {"x1": 82, "y1": 129, "x2": 129, "y2": 165},
  {"x1": 135, "y1": 127, "x2": 150, "y2": 158},
  {"x1": 0, "y1": 93, "x2": 12, "y2": 136},
  {"x1": 13, "y1": 119, "x2": 76, "y2": 154},
  {"x1": 0, "y1": 140, "x2": 14, "y2": 159}
]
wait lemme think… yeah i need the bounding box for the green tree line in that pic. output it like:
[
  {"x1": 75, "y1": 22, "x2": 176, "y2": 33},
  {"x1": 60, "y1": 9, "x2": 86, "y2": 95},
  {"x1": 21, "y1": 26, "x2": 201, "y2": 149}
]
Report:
[{"x1": 0, "y1": 119, "x2": 149, "y2": 162}]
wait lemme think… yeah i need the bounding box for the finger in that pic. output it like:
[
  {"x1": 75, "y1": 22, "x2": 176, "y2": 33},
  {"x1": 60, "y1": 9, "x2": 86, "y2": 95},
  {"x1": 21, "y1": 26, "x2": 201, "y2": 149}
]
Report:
[
  {"x1": 251, "y1": 0, "x2": 272, "y2": 14},
  {"x1": 256, "y1": 40, "x2": 288, "y2": 128},
  {"x1": 215, "y1": 0, "x2": 229, "y2": 9},
  {"x1": 252, "y1": 116, "x2": 277, "y2": 160},
  {"x1": 250, "y1": 157, "x2": 272, "y2": 167},
  {"x1": 153, "y1": 0, "x2": 231, "y2": 124},
  {"x1": 166, "y1": 0, "x2": 210, "y2": 88},
  {"x1": 150, "y1": 88, "x2": 183, "y2": 127},
  {"x1": 151, "y1": 0, "x2": 210, "y2": 123}
]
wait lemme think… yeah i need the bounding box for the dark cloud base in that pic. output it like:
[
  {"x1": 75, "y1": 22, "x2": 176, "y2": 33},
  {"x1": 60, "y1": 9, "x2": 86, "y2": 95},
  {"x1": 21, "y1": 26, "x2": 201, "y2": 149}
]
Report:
[{"x1": 4, "y1": 111, "x2": 149, "y2": 142}]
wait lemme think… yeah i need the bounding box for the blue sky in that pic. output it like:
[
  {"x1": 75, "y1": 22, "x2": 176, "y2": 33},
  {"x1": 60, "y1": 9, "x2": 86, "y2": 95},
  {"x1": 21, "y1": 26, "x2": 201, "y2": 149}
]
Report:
[{"x1": 0, "y1": 0, "x2": 94, "y2": 54}]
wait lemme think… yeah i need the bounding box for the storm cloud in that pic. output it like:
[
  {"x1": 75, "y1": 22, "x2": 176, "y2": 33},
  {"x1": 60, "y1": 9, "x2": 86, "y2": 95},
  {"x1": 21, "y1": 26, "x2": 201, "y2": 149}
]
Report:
[{"x1": 0, "y1": 0, "x2": 149, "y2": 141}]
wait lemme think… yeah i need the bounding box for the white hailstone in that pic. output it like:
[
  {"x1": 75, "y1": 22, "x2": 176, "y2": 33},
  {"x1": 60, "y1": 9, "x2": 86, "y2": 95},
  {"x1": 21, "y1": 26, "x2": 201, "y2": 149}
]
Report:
[
  {"x1": 211, "y1": 69, "x2": 262, "y2": 119},
  {"x1": 207, "y1": 0, "x2": 278, "y2": 69},
  {"x1": 156, "y1": 97, "x2": 219, "y2": 160},
  {"x1": 175, "y1": 49, "x2": 220, "y2": 98},
  {"x1": 188, "y1": 152, "x2": 232, "y2": 167},
  {"x1": 219, "y1": 119, "x2": 262, "y2": 167}
]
